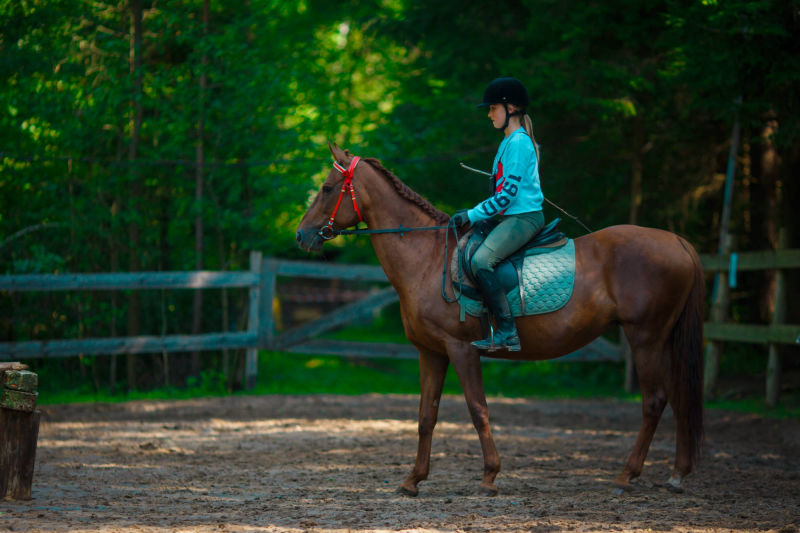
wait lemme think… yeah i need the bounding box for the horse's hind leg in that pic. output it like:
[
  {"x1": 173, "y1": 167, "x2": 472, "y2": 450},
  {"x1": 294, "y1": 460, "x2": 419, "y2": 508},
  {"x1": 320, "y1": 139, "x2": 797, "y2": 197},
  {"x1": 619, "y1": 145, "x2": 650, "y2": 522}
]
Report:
[
  {"x1": 665, "y1": 417, "x2": 691, "y2": 492},
  {"x1": 400, "y1": 349, "x2": 449, "y2": 497},
  {"x1": 666, "y1": 395, "x2": 695, "y2": 493},
  {"x1": 614, "y1": 341, "x2": 668, "y2": 493}
]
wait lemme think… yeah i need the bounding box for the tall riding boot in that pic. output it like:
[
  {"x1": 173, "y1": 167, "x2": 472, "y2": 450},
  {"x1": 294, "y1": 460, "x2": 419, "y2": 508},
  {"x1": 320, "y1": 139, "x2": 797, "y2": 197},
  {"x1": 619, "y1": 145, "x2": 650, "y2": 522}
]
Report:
[{"x1": 471, "y1": 269, "x2": 521, "y2": 352}]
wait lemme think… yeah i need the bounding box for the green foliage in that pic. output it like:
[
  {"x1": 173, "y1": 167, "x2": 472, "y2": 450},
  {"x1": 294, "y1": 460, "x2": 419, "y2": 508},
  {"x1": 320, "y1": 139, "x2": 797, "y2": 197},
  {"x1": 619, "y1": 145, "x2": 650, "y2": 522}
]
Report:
[
  {"x1": 186, "y1": 369, "x2": 229, "y2": 395},
  {"x1": 2, "y1": 0, "x2": 799, "y2": 396}
]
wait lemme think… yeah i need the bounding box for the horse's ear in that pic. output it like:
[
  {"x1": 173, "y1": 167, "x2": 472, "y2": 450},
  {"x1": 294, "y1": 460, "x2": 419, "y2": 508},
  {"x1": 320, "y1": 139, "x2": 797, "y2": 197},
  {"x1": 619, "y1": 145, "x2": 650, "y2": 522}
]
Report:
[{"x1": 328, "y1": 142, "x2": 347, "y2": 163}]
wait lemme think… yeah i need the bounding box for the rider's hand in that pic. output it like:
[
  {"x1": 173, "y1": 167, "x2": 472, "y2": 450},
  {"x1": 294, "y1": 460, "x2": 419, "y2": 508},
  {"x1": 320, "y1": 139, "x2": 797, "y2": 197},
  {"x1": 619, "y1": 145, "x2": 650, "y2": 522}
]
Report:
[{"x1": 451, "y1": 209, "x2": 470, "y2": 226}]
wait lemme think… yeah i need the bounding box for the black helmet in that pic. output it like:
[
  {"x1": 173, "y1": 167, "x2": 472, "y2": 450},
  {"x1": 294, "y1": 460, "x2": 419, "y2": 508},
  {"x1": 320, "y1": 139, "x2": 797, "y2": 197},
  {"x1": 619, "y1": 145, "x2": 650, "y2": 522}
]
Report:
[{"x1": 477, "y1": 77, "x2": 530, "y2": 108}]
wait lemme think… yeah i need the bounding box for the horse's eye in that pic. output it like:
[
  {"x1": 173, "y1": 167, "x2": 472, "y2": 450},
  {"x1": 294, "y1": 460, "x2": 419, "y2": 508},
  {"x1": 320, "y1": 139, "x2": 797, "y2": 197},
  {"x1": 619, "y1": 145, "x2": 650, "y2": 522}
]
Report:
[{"x1": 322, "y1": 185, "x2": 333, "y2": 194}]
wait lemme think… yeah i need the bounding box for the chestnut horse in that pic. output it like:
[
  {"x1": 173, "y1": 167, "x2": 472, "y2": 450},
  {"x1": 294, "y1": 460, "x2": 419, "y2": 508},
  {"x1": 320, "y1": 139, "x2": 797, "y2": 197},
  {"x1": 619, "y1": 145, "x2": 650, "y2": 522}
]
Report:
[{"x1": 296, "y1": 144, "x2": 704, "y2": 496}]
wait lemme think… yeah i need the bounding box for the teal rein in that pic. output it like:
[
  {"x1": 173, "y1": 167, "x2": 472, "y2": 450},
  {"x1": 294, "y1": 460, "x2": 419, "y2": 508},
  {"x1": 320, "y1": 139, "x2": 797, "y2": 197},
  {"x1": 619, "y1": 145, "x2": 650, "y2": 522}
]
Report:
[
  {"x1": 326, "y1": 221, "x2": 463, "y2": 304},
  {"x1": 328, "y1": 224, "x2": 449, "y2": 236}
]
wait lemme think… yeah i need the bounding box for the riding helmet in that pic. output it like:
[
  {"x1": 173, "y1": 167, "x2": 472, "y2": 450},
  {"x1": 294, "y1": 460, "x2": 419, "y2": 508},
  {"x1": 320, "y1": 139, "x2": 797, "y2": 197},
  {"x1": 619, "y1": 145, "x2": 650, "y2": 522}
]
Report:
[{"x1": 477, "y1": 77, "x2": 530, "y2": 108}]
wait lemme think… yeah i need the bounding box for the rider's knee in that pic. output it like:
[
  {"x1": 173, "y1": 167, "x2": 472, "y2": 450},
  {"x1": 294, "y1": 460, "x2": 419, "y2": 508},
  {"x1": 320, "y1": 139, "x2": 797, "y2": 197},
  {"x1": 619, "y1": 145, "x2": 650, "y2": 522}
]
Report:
[{"x1": 471, "y1": 245, "x2": 500, "y2": 274}]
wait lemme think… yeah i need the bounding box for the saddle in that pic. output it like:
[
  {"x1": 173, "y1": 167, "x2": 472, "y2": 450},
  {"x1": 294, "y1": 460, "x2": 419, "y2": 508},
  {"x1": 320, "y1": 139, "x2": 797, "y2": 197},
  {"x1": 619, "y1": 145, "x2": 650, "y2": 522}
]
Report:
[{"x1": 450, "y1": 217, "x2": 575, "y2": 320}]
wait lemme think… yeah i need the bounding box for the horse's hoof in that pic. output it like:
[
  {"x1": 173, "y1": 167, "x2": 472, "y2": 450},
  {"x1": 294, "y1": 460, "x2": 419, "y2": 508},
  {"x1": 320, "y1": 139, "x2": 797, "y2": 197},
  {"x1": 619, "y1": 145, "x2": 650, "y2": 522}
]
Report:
[
  {"x1": 478, "y1": 483, "x2": 498, "y2": 497},
  {"x1": 665, "y1": 476, "x2": 684, "y2": 493},
  {"x1": 398, "y1": 484, "x2": 419, "y2": 497},
  {"x1": 612, "y1": 482, "x2": 632, "y2": 496}
]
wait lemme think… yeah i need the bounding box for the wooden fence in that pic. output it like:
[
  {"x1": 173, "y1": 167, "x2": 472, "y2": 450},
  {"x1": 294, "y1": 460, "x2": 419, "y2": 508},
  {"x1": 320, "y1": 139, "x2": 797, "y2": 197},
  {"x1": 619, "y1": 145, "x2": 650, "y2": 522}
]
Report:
[
  {"x1": 0, "y1": 253, "x2": 267, "y2": 388},
  {"x1": 699, "y1": 228, "x2": 800, "y2": 406},
  {"x1": 3, "y1": 238, "x2": 797, "y2": 401},
  {"x1": 0, "y1": 252, "x2": 620, "y2": 389}
]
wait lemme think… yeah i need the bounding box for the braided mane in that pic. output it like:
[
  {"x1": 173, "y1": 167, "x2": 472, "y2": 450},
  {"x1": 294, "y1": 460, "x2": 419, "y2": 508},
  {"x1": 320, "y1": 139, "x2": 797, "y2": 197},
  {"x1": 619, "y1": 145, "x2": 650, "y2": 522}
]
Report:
[{"x1": 362, "y1": 157, "x2": 450, "y2": 225}]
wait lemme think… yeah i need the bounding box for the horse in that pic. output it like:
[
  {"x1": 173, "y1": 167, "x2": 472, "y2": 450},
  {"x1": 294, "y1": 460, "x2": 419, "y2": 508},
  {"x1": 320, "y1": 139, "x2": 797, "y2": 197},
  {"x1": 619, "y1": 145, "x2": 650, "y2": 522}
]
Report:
[{"x1": 295, "y1": 143, "x2": 705, "y2": 497}]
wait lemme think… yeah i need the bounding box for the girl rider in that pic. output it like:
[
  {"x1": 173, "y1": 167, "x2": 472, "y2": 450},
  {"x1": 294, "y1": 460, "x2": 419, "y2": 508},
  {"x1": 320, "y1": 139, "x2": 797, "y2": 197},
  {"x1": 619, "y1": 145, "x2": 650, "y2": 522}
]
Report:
[{"x1": 452, "y1": 77, "x2": 545, "y2": 352}]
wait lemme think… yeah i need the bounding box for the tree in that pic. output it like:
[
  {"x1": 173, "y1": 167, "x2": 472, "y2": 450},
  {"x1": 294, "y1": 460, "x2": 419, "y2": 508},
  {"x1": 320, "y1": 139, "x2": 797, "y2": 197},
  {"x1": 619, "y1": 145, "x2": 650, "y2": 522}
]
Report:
[
  {"x1": 3, "y1": 0, "x2": 797, "y2": 393},
  {"x1": 664, "y1": 0, "x2": 800, "y2": 325}
]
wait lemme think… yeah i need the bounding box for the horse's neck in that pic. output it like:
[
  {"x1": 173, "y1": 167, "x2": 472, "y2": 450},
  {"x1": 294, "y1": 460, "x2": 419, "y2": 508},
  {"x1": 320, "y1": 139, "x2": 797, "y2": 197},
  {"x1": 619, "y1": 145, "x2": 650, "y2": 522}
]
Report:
[{"x1": 363, "y1": 187, "x2": 443, "y2": 291}]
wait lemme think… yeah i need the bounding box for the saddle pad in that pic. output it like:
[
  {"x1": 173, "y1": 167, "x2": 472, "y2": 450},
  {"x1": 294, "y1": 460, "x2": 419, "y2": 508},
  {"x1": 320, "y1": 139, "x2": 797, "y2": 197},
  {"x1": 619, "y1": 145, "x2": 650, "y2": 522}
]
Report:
[
  {"x1": 459, "y1": 239, "x2": 576, "y2": 318},
  {"x1": 509, "y1": 238, "x2": 575, "y2": 316}
]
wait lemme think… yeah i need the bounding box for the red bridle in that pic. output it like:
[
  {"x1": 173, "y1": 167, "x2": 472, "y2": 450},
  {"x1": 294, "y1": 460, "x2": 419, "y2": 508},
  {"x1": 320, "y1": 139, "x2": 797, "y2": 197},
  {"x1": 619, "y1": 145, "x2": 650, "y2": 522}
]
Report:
[{"x1": 319, "y1": 156, "x2": 363, "y2": 240}]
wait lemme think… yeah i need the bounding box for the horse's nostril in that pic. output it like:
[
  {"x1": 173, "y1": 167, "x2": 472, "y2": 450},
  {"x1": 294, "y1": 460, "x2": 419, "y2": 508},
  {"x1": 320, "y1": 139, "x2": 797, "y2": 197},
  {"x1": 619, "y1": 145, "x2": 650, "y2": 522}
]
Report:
[{"x1": 296, "y1": 231, "x2": 302, "y2": 242}]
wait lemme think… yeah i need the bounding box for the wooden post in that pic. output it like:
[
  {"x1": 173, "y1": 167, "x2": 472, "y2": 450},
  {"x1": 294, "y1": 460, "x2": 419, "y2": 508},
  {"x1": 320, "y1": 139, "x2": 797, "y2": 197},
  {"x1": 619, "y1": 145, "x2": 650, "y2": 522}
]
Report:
[
  {"x1": 258, "y1": 257, "x2": 277, "y2": 351},
  {"x1": 766, "y1": 229, "x2": 788, "y2": 407},
  {"x1": 245, "y1": 251, "x2": 262, "y2": 390},
  {"x1": 0, "y1": 364, "x2": 40, "y2": 500},
  {"x1": 704, "y1": 235, "x2": 733, "y2": 399},
  {"x1": 704, "y1": 111, "x2": 740, "y2": 399}
]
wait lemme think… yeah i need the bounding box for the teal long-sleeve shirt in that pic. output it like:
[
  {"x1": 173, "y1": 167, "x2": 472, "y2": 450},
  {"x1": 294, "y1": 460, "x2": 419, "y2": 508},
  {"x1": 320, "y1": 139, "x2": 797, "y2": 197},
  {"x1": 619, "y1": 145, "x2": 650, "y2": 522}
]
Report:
[{"x1": 467, "y1": 127, "x2": 543, "y2": 223}]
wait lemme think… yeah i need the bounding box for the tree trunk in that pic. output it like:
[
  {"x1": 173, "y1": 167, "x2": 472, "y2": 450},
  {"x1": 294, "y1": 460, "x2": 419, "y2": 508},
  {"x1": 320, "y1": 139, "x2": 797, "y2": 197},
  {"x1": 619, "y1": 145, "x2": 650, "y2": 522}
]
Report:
[
  {"x1": 191, "y1": 0, "x2": 210, "y2": 378},
  {"x1": 160, "y1": 183, "x2": 171, "y2": 388},
  {"x1": 749, "y1": 119, "x2": 780, "y2": 323},
  {"x1": 126, "y1": 0, "x2": 144, "y2": 392},
  {"x1": 781, "y1": 142, "x2": 800, "y2": 339},
  {"x1": 628, "y1": 115, "x2": 644, "y2": 226},
  {"x1": 622, "y1": 114, "x2": 645, "y2": 392},
  {"x1": 109, "y1": 115, "x2": 126, "y2": 393},
  {"x1": 68, "y1": 157, "x2": 88, "y2": 382}
]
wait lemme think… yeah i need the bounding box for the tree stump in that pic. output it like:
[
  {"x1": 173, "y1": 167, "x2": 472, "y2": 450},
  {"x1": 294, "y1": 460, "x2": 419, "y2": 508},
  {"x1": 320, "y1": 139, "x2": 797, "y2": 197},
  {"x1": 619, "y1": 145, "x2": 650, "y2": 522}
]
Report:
[{"x1": 0, "y1": 362, "x2": 40, "y2": 501}]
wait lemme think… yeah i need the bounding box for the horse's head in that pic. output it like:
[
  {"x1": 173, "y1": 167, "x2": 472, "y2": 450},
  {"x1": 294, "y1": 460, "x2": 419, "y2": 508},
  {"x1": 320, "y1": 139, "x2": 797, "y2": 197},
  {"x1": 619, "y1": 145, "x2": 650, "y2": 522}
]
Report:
[{"x1": 296, "y1": 143, "x2": 366, "y2": 253}]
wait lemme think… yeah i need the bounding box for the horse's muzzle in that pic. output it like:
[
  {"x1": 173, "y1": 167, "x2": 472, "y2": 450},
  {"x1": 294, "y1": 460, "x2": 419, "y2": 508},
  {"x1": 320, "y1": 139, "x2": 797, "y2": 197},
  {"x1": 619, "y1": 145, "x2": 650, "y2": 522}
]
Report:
[{"x1": 295, "y1": 228, "x2": 323, "y2": 253}]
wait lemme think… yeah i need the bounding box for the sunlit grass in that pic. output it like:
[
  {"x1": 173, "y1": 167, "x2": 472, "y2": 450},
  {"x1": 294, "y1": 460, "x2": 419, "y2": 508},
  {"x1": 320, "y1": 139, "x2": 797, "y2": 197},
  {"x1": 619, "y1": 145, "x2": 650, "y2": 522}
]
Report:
[{"x1": 36, "y1": 349, "x2": 800, "y2": 419}]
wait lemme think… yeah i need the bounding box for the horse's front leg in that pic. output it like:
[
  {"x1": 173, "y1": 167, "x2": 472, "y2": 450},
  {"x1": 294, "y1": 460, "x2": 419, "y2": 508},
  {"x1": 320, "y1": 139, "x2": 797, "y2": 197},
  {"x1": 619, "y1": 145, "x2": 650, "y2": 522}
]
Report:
[
  {"x1": 400, "y1": 348, "x2": 449, "y2": 497},
  {"x1": 447, "y1": 340, "x2": 501, "y2": 496}
]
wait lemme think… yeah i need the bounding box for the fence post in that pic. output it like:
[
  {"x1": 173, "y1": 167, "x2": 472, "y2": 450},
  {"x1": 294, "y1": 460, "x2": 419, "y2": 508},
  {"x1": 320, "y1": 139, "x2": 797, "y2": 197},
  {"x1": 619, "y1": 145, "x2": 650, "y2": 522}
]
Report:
[
  {"x1": 1, "y1": 365, "x2": 40, "y2": 500},
  {"x1": 766, "y1": 228, "x2": 788, "y2": 407},
  {"x1": 704, "y1": 235, "x2": 733, "y2": 399},
  {"x1": 258, "y1": 258, "x2": 277, "y2": 352},
  {"x1": 245, "y1": 251, "x2": 262, "y2": 390}
]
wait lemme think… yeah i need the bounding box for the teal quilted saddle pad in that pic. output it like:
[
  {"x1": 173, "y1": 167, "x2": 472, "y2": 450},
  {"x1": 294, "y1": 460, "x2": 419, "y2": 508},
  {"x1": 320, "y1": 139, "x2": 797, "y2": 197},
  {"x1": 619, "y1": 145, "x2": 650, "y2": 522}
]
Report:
[
  {"x1": 508, "y1": 238, "x2": 575, "y2": 316},
  {"x1": 460, "y1": 239, "x2": 576, "y2": 317}
]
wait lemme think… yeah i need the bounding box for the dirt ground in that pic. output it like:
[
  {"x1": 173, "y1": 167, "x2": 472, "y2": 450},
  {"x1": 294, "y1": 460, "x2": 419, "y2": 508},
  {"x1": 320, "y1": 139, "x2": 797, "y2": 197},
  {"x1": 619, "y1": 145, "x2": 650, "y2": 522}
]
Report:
[{"x1": 2, "y1": 393, "x2": 799, "y2": 533}]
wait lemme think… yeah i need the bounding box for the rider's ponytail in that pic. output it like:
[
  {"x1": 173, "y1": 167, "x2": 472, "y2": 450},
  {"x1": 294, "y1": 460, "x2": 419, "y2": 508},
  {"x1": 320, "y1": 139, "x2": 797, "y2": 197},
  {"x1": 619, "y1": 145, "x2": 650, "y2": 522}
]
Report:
[{"x1": 522, "y1": 113, "x2": 540, "y2": 163}]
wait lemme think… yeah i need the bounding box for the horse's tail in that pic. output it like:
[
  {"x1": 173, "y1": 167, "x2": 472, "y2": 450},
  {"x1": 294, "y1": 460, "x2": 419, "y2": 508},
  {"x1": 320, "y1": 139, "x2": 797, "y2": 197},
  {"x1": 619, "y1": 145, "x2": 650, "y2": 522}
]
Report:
[{"x1": 671, "y1": 238, "x2": 706, "y2": 467}]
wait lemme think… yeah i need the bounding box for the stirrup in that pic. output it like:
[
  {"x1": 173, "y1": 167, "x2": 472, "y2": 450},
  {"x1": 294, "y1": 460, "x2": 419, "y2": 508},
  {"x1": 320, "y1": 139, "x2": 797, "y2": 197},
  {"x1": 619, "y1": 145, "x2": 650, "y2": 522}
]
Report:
[
  {"x1": 471, "y1": 336, "x2": 495, "y2": 351},
  {"x1": 471, "y1": 331, "x2": 521, "y2": 352},
  {"x1": 502, "y1": 334, "x2": 521, "y2": 352},
  {"x1": 491, "y1": 329, "x2": 521, "y2": 352}
]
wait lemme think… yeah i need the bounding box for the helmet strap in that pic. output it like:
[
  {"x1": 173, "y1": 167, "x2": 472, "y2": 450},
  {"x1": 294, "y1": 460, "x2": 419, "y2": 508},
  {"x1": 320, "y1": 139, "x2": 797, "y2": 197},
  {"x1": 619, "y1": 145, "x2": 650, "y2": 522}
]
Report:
[{"x1": 498, "y1": 103, "x2": 526, "y2": 132}]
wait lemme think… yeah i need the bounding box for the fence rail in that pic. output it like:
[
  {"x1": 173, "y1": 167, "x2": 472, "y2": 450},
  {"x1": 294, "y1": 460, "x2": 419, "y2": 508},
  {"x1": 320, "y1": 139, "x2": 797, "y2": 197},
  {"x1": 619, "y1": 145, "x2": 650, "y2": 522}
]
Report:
[
  {"x1": 699, "y1": 249, "x2": 800, "y2": 272},
  {"x1": 0, "y1": 253, "x2": 416, "y2": 389},
  {"x1": 0, "y1": 252, "x2": 622, "y2": 389},
  {"x1": 4, "y1": 333, "x2": 257, "y2": 359},
  {"x1": 703, "y1": 324, "x2": 800, "y2": 345},
  {"x1": 1, "y1": 253, "x2": 269, "y2": 388},
  {"x1": 698, "y1": 228, "x2": 799, "y2": 406},
  {"x1": 0, "y1": 272, "x2": 260, "y2": 291}
]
